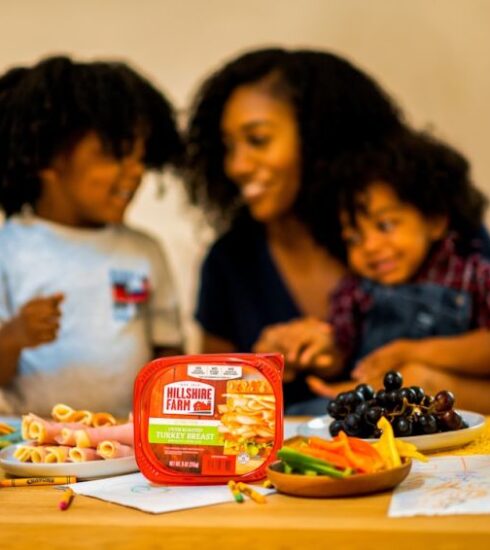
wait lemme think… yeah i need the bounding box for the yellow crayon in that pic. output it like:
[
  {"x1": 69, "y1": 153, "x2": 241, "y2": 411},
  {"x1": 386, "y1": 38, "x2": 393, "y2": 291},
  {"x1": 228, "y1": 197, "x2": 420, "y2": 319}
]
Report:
[
  {"x1": 262, "y1": 479, "x2": 274, "y2": 489},
  {"x1": 236, "y1": 482, "x2": 267, "y2": 504},
  {"x1": 0, "y1": 476, "x2": 77, "y2": 487},
  {"x1": 227, "y1": 480, "x2": 244, "y2": 503}
]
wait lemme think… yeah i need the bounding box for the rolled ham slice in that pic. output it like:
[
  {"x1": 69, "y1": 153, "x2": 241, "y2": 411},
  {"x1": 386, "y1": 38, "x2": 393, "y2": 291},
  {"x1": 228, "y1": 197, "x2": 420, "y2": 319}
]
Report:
[
  {"x1": 54, "y1": 427, "x2": 77, "y2": 446},
  {"x1": 51, "y1": 403, "x2": 116, "y2": 427},
  {"x1": 44, "y1": 446, "x2": 71, "y2": 463},
  {"x1": 51, "y1": 403, "x2": 75, "y2": 422},
  {"x1": 96, "y1": 440, "x2": 134, "y2": 459},
  {"x1": 30, "y1": 446, "x2": 52, "y2": 463},
  {"x1": 21, "y1": 414, "x2": 35, "y2": 441},
  {"x1": 74, "y1": 422, "x2": 133, "y2": 448},
  {"x1": 71, "y1": 410, "x2": 93, "y2": 425},
  {"x1": 24, "y1": 414, "x2": 87, "y2": 444},
  {"x1": 92, "y1": 412, "x2": 116, "y2": 428},
  {"x1": 13, "y1": 445, "x2": 33, "y2": 462},
  {"x1": 68, "y1": 447, "x2": 102, "y2": 462}
]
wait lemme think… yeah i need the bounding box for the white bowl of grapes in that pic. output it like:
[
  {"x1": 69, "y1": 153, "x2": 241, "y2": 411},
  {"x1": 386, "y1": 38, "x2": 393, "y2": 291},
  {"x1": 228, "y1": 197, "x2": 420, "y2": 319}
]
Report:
[{"x1": 298, "y1": 370, "x2": 485, "y2": 452}]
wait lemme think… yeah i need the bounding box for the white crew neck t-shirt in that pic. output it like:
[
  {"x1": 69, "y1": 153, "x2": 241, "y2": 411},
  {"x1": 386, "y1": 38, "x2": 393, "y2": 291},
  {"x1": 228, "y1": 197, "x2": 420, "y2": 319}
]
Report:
[{"x1": 0, "y1": 215, "x2": 181, "y2": 416}]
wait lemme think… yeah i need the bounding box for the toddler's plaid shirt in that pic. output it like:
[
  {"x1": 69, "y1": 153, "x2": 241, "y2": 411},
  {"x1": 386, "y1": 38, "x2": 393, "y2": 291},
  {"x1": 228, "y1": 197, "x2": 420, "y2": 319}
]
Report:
[{"x1": 329, "y1": 235, "x2": 490, "y2": 363}]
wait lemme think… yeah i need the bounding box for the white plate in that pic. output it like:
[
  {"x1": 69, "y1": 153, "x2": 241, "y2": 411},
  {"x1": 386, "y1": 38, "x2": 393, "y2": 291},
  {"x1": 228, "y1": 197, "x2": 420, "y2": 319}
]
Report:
[
  {"x1": 0, "y1": 445, "x2": 138, "y2": 480},
  {"x1": 297, "y1": 409, "x2": 486, "y2": 452}
]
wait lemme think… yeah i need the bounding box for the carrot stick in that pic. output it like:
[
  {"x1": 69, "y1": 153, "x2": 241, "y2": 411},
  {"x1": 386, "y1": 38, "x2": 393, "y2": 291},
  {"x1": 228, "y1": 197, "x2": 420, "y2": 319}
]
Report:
[{"x1": 298, "y1": 446, "x2": 351, "y2": 470}]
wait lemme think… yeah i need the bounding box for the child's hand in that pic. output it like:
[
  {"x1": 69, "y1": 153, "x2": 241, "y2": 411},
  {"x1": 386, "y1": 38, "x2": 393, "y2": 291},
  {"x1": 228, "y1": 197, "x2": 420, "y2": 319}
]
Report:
[
  {"x1": 253, "y1": 317, "x2": 335, "y2": 380},
  {"x1": 352, "y1": 339, "x2": 416, "y2": 381},
  {"x1": 11, "y1": 293, "x2": 64, "y2": 349}
]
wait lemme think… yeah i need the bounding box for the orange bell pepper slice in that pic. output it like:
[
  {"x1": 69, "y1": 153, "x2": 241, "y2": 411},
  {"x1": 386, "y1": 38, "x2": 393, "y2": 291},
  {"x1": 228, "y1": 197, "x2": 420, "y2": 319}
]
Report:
[
  {"x1": 298, "y1": 445, "x2": 351, "y2": 470},
  {"x1": 308, "y1": 436, "x2": 346, "y2": 452},
  {"x1": 307, "y1": 434, "x2": 385, "y2": 473}
]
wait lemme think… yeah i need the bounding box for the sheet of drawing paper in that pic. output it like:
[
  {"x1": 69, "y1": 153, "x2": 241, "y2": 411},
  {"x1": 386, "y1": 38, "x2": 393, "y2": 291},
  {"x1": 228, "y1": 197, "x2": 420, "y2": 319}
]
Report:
[
  {"x1": 69, "y1": 472, "x2": 274, "y2": 513},
  {"x1": 389, "y1": 454, "x2": 490, "y2": 516}
]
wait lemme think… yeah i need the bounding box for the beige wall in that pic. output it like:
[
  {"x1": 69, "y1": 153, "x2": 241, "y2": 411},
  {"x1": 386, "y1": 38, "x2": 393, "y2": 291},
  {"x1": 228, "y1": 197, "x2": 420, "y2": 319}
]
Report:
[{"x1": 1, "y1": 0, "x2": 489, "y2": 349}]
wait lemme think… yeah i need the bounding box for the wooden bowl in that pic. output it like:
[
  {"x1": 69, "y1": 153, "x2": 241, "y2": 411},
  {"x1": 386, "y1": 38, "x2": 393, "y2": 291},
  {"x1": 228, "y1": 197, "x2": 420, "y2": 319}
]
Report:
[{"x1": 266, "y1": 459, "x2": 412, "y2": 498}]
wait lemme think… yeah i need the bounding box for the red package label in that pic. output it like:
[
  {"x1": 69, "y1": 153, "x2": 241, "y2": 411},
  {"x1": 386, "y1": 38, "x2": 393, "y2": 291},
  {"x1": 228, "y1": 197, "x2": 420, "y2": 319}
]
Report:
[{"x1": 134, "y1": 354, "x2": 284, "y2": 485}]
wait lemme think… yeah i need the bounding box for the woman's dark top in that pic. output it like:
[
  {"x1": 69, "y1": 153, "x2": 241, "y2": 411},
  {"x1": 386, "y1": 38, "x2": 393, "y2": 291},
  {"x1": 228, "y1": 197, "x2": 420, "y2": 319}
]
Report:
[{"x1": 195, "y1": 224, "x2": 317, "y2": 406}]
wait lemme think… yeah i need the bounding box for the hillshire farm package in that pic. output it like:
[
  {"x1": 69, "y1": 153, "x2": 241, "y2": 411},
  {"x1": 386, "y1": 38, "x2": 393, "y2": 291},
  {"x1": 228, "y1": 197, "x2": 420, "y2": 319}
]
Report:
[{"x1": 134, "y1": 354, "x2": 284, "y2": 484}]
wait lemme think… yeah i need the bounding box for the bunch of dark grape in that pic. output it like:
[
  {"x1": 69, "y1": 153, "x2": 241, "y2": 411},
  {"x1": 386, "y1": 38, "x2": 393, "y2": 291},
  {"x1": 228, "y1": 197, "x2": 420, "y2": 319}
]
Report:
[{"x1": 327, "y1": 370, "x2": 468, "y2": 438}]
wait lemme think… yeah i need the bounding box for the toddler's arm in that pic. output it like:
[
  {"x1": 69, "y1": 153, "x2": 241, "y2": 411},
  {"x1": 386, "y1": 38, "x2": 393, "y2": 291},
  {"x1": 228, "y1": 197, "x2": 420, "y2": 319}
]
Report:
[
  {"x1": 307, "y1": 361, "x2": 490, "y2": 414},
  {"x1": 0, "y1": 293, "x2": 63, "y2": 385},
  {"x1": 352, "y1": 329, "x2": 490, "y2": 381}
]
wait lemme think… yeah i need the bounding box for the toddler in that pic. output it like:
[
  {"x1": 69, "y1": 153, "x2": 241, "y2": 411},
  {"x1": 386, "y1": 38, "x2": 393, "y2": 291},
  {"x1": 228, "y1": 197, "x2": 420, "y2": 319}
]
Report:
[{"x1": 269, "y1": 131, "x2": 490, "y2": 409}]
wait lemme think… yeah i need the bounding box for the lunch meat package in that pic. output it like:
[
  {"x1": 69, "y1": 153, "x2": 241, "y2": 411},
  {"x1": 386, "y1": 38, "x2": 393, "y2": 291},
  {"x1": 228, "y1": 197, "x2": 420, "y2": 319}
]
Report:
[{"x1": 133, "y1": 353, "x2": 284, "y2": 485}]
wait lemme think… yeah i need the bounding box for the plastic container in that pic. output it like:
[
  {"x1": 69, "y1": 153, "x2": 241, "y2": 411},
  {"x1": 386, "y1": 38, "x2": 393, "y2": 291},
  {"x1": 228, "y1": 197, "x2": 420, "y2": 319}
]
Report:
[{"x1": 133, "y1": 353, "x2": 284, "y2": 485}]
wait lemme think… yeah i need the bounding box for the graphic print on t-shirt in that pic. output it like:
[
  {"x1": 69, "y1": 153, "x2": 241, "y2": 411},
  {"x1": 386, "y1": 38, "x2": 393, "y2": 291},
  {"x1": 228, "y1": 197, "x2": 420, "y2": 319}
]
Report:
[{"x1": 110, "y1": 269, "x2": 150, "y2": 321}]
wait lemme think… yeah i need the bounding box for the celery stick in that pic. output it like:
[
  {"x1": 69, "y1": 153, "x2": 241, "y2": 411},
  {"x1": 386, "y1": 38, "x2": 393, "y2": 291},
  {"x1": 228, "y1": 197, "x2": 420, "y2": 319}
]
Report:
[{"x1": 278, "y1": 447, "x2": 349, "y2": 478}]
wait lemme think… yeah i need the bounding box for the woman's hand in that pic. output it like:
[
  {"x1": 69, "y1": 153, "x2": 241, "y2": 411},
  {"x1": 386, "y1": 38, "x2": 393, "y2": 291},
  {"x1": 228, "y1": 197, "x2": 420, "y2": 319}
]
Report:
[{"x1": 253, "y1": 317, "x2": 335, "y2": 381}]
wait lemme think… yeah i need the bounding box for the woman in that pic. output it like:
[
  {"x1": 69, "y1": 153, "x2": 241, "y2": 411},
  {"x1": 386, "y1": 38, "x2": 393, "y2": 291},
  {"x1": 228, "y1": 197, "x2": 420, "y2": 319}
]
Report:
[{"x1": 184, "y1": 48, "x2": 405, "y2": 413}]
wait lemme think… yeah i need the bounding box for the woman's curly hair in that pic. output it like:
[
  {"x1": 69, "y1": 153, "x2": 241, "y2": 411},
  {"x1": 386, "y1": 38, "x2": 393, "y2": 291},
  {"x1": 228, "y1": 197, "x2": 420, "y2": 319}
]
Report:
[
  {"x1": 184, "y1": 47, "x2": 404, "y2": 230},
  {"x1": 0, "y1": 55, "x2": 182, "y2": 216},
  {"x1": 309, "y1": 129, "x2": 488, "y2": 260}
]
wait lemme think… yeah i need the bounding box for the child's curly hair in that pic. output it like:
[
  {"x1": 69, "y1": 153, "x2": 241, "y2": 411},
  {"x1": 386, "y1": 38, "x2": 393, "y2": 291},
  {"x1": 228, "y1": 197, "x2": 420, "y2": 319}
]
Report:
[
  {"x1": 0, "y1": 56, "x2": 182, "y2": 216},
  {"x1": 310, "y1": 129, "x2": 488, "y2": 259}
]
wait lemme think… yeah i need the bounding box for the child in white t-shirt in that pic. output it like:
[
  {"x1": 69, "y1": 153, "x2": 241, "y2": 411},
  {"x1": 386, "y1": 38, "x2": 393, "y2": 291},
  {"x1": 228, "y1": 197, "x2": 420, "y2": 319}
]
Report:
[{"x1": 0, "y1": 56, "x2": 183, "y2": 415}]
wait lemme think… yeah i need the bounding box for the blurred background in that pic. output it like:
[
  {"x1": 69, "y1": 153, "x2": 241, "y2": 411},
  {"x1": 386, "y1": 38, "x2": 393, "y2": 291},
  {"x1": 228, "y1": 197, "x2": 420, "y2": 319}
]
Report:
[{"x1": 1, "y1": 0, "x2": 489, "y2": 350}]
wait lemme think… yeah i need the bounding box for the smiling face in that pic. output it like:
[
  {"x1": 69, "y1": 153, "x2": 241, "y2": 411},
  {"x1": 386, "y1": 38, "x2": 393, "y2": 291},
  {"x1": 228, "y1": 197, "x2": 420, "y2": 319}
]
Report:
[
  {"x1": 37, "y1": 132, "x2": 145, "y2": 228},
  {"x1": 341, "y1": 182, "x2": 448, "y2": 285},
  {"x1": 220, "y1": 83, "x2": 301, "y2": 223}
]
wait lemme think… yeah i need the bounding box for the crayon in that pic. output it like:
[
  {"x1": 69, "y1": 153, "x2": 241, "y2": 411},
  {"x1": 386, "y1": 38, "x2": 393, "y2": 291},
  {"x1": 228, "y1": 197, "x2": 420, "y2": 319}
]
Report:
[
  {"x1": 0, "y1": 476, "x2": 77, "y2": 487},
  {"x1": 227, "y1": 480, "x2": 244, "y2": 503},
  {"x1": 236, "y1": 482, "x2": 267, "y2": 504},
  {"x1": 59, "y1": 487, "x2": 75, "y2": 511}
]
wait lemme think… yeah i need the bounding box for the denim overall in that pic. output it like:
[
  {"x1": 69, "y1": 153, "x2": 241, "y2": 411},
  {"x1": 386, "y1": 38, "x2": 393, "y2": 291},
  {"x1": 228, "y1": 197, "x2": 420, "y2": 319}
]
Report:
[
  {"x1": 355, "y1": 279, "x2": 472, "y2": 363},
  {"x1": 285, "y1": 279, "x2": 472, "y2": 416}
]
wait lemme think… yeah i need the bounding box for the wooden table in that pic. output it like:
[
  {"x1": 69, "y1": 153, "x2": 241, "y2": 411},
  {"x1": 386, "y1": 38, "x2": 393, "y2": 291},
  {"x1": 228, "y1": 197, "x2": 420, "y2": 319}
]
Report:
[{"x1": 1, "y1": 420, "x2": 490, "y2": 550}]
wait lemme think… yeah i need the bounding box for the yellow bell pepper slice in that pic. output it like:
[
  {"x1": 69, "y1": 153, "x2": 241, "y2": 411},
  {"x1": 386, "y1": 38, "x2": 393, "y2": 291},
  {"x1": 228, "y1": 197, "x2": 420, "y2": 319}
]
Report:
[
  {"x1": 372, "y1": 416, "x2": 401, "y2": 469},
  {"x1": 395, "y1": 439, "x2": 428, "y2": 462}
]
